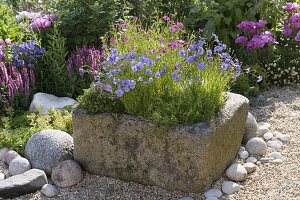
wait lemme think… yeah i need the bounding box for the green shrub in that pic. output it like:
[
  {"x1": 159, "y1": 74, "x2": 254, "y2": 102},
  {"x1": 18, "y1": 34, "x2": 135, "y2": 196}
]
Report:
[
  {"x1": 79, "y1": 17, "x2": 242, "y2": 127},
  {"x1": 58, "y1": 0, "x2": 118, "y2": 51},
  {"x1": 0, "y1": 107, "x2": 72, "y2": 154},
  {"x1": 0, "y1": 3, "x2": 23, "y2": 43}
]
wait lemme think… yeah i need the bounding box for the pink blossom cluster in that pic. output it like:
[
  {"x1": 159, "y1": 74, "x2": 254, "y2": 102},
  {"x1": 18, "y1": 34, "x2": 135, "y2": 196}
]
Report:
[
  {"x1": 281, "y1": 3, "x2": 300, "y2": 41},
  {"x1": 235, "y1": 20, "x2": 276, "y2": 51},
  {"x1": 30, "y1": 14, "x2": 57, "y2": 31}
]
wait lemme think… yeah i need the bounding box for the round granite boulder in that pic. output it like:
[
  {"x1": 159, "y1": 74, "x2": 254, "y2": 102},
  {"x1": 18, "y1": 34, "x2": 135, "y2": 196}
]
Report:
[{"x1": 25, "y1": 129, "x2": 73, "y2": 175}]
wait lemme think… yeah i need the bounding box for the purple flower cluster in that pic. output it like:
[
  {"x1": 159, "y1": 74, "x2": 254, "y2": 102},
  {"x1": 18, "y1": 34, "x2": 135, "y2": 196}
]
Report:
[
  {"x1": 67, "y1": 46, "x2": 103, "y2": 77},
  {"x1": 281, "y1": 3, "x2": 300, "y2": 41},
  {"x1": 30, "y1": 14, "x2": 57, "y2": 31},
  {"x1": 11, "y1": 41, "x2": 45, "y2": 69},
  {"x1": 0, "y1": 40, "x2": 36, "y2": 98},
  {"x1": 236, "y1": 20, "x2": 276, "y2": 51}
]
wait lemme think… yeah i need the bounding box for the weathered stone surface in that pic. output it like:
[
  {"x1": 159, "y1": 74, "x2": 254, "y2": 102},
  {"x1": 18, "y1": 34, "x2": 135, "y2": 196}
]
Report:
[
  {"x1": 51, "y1": 160, "x2": 84, "y2": 187},
  {"x1": 204, "y1": 188, "x2": 222, "y2": 198},
  {"x1": 73, "y1": 93, "x2": 249, "y2": 193},
  {"x1": 242, "y1": 112, "x2": 258, "y2": 143},
  {"x1": 243, "y1": 162, "x2": 257, "y2": 174},
  {"x1": 0, "y1": 169, "x2": 47, "y2": 198},
  {"x1": 29, "y1": 92, "x2": 77, "y2": 114},
  {"x1": 25, "y1": 129, "x2": 73, "y2": 175},
  {"x1": 222, "y1": 181, "x2": 241, "y2": 195}
]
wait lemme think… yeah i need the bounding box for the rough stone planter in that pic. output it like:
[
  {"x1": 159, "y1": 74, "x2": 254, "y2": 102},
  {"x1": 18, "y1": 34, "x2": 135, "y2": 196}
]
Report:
[{"x1": 72, "y1": 93, "x2": 249, "y2": 193}]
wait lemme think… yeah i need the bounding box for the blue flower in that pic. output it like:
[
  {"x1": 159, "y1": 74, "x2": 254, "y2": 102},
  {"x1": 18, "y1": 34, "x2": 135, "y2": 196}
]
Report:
[
  {"x1": 149, "y1": 78, "x2": 154, "y2": 82},
  {"x1": 155, "y1": 71, "x2": 161, "y2": 78},
  {"x1": 171, "y1": 72, "x2": 180, "y2": 82},
  {"x1": 186, "y1": 55, "x2": 198, "y2": 63},
  {"x1": 104, "y1": 84, "x2": 113, "y2": 93},
  {"x1": 129, "y1": 80, "x2": 136, "y2": 89},
  {"x1": 145, "y1": 69, "x2": 152, "y2": 76},
  {"x1": 116, "y1": 87, "x2": 124, "y2": 97},
  {"x1": 178, "y1": 49, "x2": 186, "y2": 57},
  {"x1": 197, "y1": 62, "x2": 205, "y2": 70}
]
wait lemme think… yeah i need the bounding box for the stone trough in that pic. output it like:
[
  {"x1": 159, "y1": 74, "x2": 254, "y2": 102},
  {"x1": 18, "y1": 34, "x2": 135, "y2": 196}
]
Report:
[{"x1": 72, "y1": 93, "x2": 249, "y2": 193}]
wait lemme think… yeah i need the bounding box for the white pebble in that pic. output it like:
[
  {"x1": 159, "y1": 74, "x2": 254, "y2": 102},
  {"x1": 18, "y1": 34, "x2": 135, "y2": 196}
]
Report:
[
  {"x1": 263, "y1": 132, "x2": 273, "y2": 140},
  {"x1": 270, "y1": 159, "x2": 283, "y2": 165},
  {"x1": 0, "y1": 173, "x2": 5, "y2": 181},
  {"x1": 257, "y1": 128, "x2": 270, "y2": 137},
  {"x1": 268, "y1": 152, "x2": 282, "y2": 159},
  {"x1": 41, "y1": 184, "x2": 59, "y2": 198},
  {"x1": 9, "y1": 157, "x2": 31, "y2": 176},
  {"x1": 225, "y1": 163, "x2": 248, "y2": 182},
  {"x1": 238, "y1": 150, "x2": 249, "y2": 159},
  {"x1": 222, "y1": 181, "x2": 241, "y2": 195},
  {"x1": 273, "y1": 131, "x2": 282, "y2": 137},
  {"x1": 204, "y1": 188, "x2": 222, "y2": 198},
  {"x1": 178, "y1": 197, "x2": 194, "y2": 200},
  {"x1": 246, "y1": 157, "x2": 257, "y2": 163},
  {"x1": 267, "y1": 140, "x2": 283, "y2": 150},
  {"x1": 239, "y1": 146, "x2": 245, "y2": 151},
  {"x1": 243, "y1": 162, "x2": 257, "y2": 174},
  {"x1": 278, "y1": 134, "x2": 291, "y2": 142}
]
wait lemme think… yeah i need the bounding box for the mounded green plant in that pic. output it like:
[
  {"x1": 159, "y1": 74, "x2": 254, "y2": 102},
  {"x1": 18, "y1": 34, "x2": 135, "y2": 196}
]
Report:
[
  {"x1": 0, "y1": 107, "x2": 72, "y2": 154},
  {"x1": 78, "y1": 17, "x2": 242, "y2": 127}
]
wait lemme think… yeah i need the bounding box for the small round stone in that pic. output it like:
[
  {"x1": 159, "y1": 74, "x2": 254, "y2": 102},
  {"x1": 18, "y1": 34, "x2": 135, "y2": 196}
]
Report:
[
  {"x1": 257, "y1": 128, "x2": 270, "y2": 137},
  {"x1": 9, "y1": 157, "x2": 31, "y2": 175},
  {"x1": 268, "y1": 152, "x2": 282, "y2": 159},
  {"x1": 0, "y1": 173, "x2": 5, "y2": 181},
  {"x1": 41, "y1": 184, "x2": 59, "y2": 198},
  {"x1": 263, "y1": 132, "x2": 273, "y2": 140},
  {"x1": 246, "y1": 157, "x2": 257, "y2": 163},
  {"x1": 267, "y1": 140, "x2": 283, "y2": 150},
  {"x1": 243, "y1": 162, "x2": 257, "y2": 174},
  {"x1": 273, "y1": 131, "x2": 283, "y2": 137},
  {"x1": 246, "y1": 137, "x2": 267, "y2": 156},
  {"x1": 270, "y1": 159, "x2": 283, "y2": 165},
  {"x1": 4, "y1": 150, "x2": 20, "y2": 165},
  {"x1": 238, "y1": 150, "x2": 249, "y2": 159},
  {"x1": 204, "y1": 188, "x2": 222, "y2": 198},
  {"x1": 225, "y1": 163, "x2": 247, "y2": 182},
  {"x1": 222, "y1": 181, "x2": 241, "y2": 195},
  {"x1": 239, "y1": 146, "x2": 245, "y2": 151}
]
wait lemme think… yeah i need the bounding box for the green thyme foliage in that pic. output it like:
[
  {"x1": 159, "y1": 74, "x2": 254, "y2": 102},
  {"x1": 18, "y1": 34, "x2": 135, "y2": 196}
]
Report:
[
  {"x1": 0, "y1": 107, "x2": 72, "y2": 154},
  {"x1": 78, "y1": 85, "x2": 125, "y2": 114}
]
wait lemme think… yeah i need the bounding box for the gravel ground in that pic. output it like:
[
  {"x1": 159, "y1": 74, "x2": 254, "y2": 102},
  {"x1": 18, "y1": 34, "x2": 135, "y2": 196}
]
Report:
[{"x1": 1, "y1": 86, "x2": 300, "y2": 200}]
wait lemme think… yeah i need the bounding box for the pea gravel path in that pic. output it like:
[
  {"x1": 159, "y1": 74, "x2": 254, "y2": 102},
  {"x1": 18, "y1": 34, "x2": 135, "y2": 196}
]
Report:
[{"x1": 1, "y1": 86, "x2": 300, "y2": 200}]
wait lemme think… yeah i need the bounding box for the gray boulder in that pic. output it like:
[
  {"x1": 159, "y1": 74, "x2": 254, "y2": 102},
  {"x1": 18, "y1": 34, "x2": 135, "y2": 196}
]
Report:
[
  {"x1": 25, "y1": 129, "x2": 73, "y2": 175},
  {"x1": 51, "y1": 160, "x2": 84, "y2": 187},
  {"x1": 29, "y1": 92, "x2": 77, "y2": 114},
  {"x1": 0, "y1": 169, "x2": 47, "y2": 198},
  {"x1": 9, "y1": 157, "x2": 31, "y2": 176},
  {"x1": 242, "y1": 112, "x2": 258, "y2": 144}
]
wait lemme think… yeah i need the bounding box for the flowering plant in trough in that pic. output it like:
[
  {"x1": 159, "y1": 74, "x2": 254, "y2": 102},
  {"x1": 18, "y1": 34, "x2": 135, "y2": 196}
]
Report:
[{"x1": 82, "y1": 16, "x2": 243, "y2": 126}]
